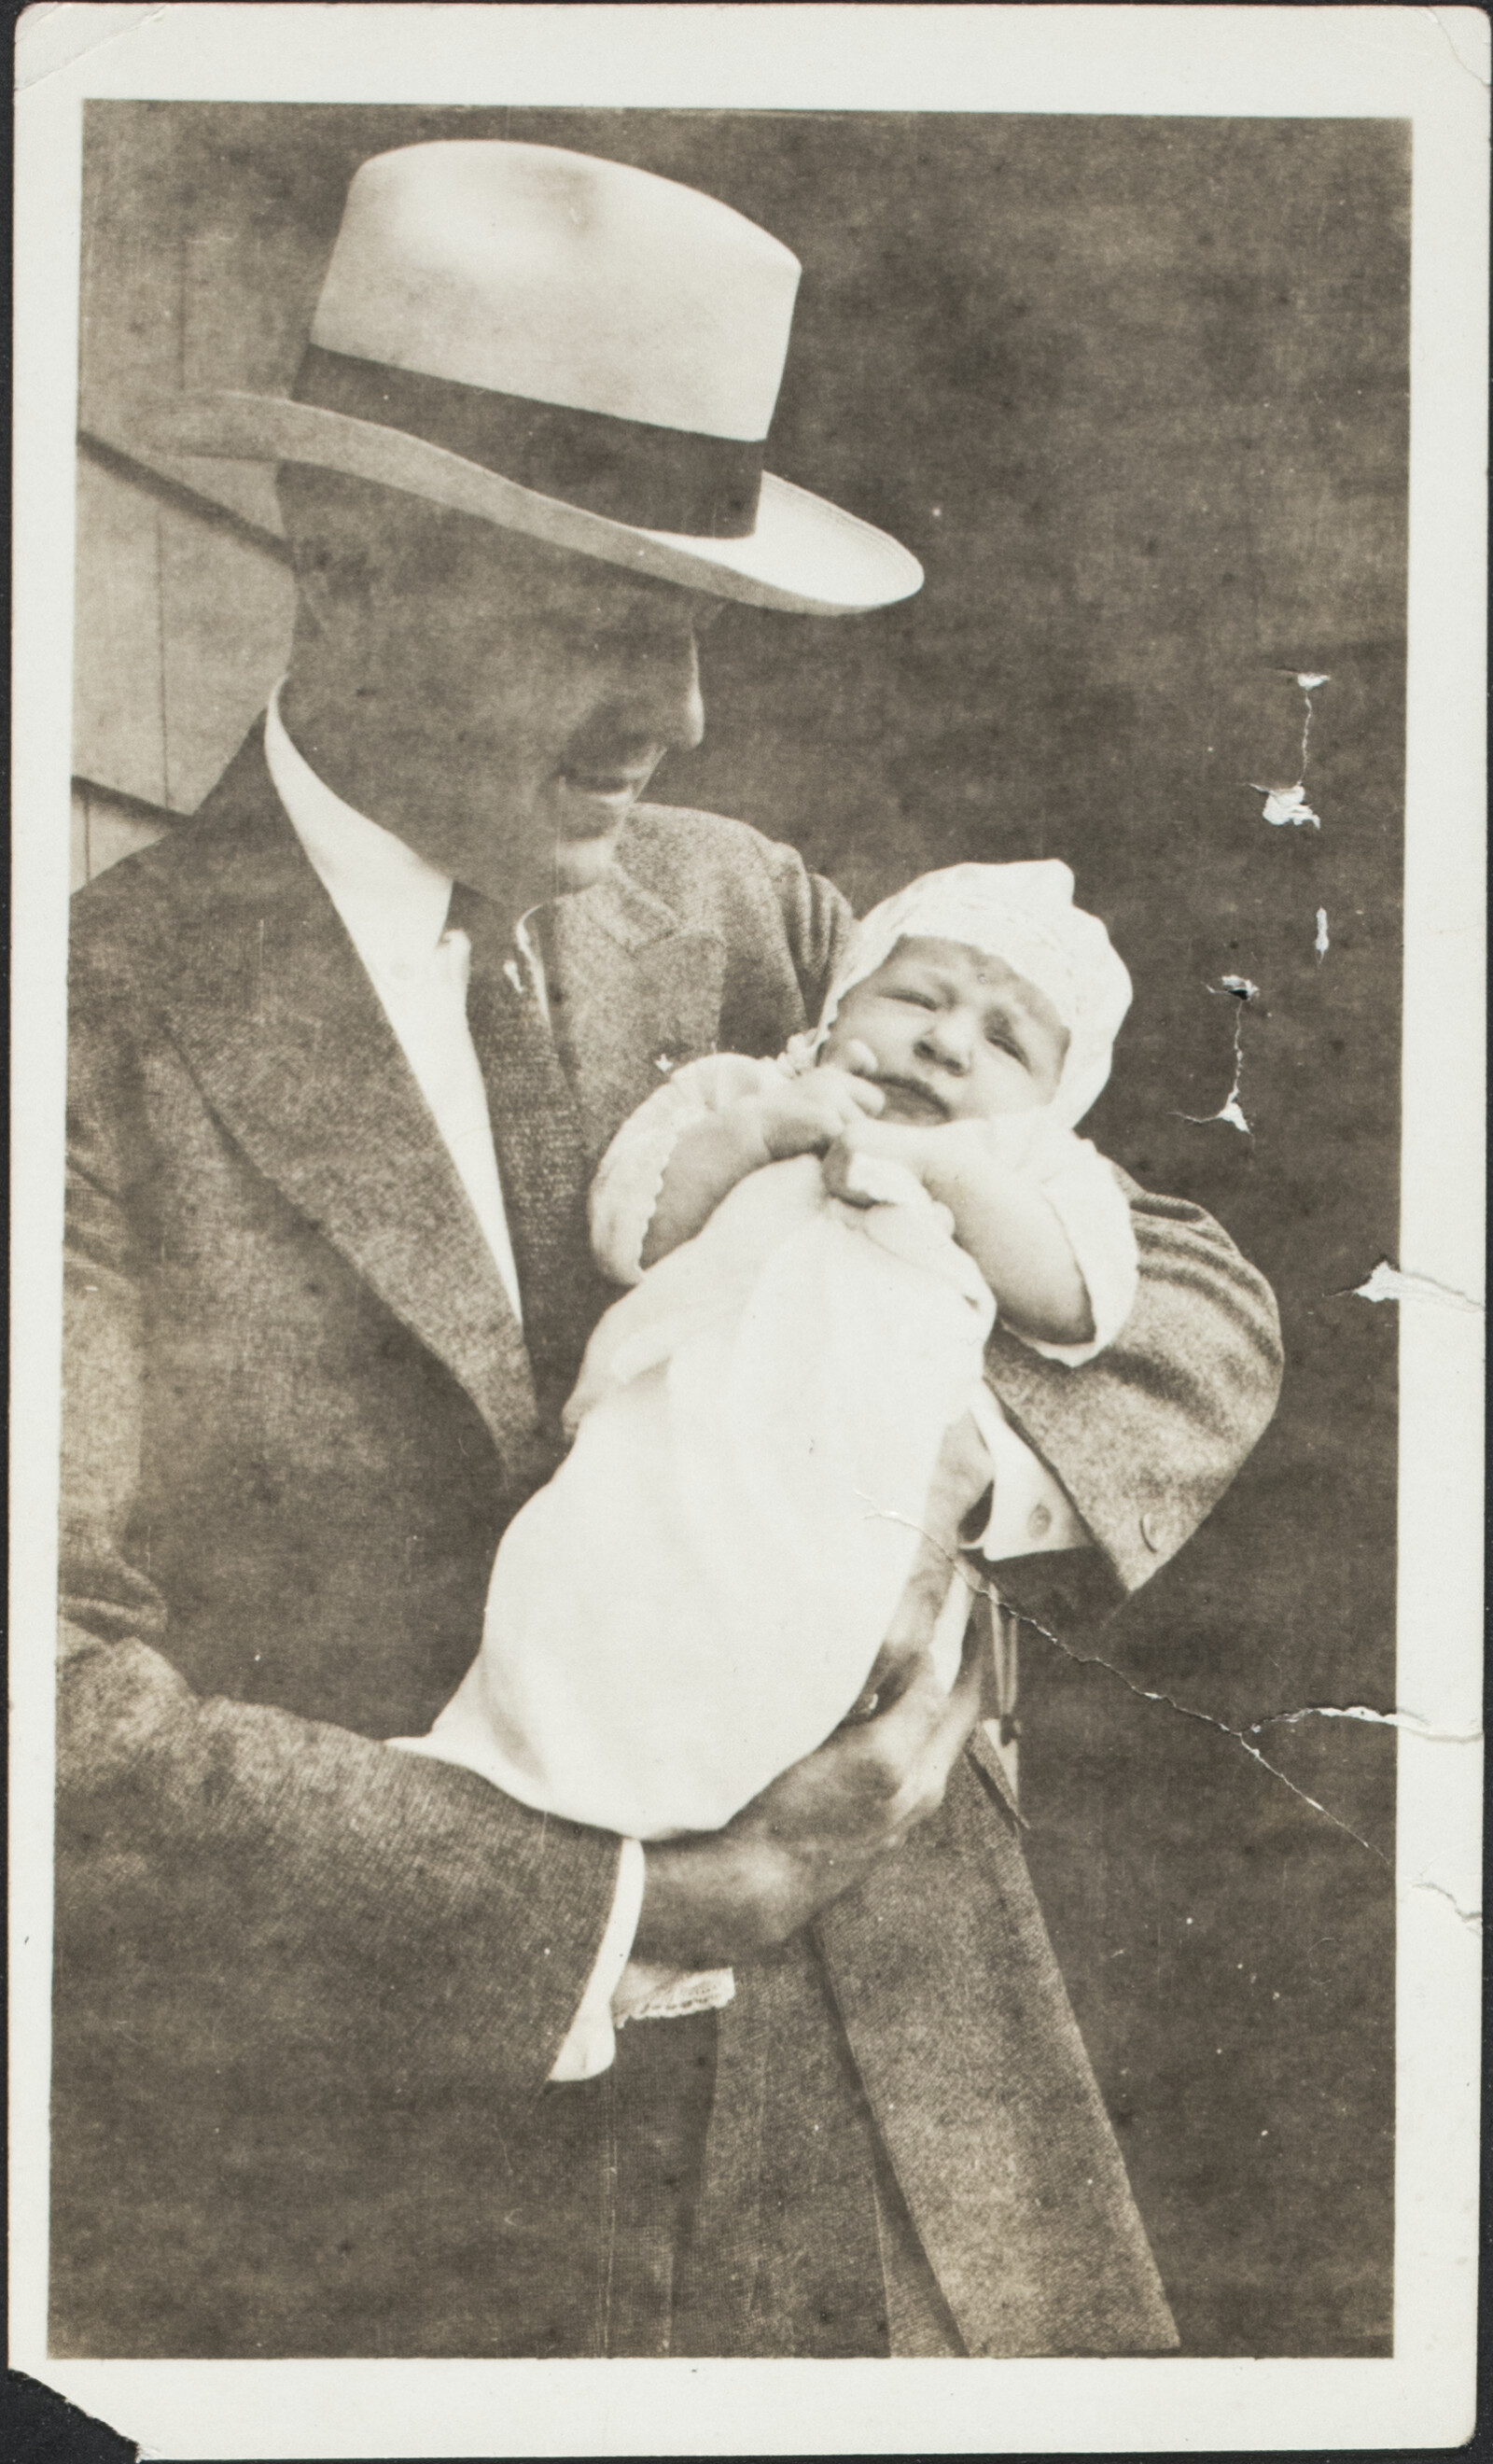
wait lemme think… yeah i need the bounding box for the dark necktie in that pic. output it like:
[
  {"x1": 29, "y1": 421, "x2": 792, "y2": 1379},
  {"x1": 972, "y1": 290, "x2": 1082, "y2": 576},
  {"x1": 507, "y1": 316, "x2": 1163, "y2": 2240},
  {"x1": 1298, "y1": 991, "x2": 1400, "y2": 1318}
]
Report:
[{"x1": 447, "y1": 884, "x2": 611, "y2": 1435}]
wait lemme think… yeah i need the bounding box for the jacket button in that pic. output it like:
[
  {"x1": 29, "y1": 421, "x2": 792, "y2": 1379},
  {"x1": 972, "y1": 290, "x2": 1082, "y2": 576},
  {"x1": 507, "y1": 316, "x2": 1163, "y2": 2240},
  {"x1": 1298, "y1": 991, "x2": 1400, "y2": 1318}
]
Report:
[
  {"x1": 1027, "y1": 1503, "x2": 1052, "y2": 1539},
  {"x1": 1140, "y1": 1511, "x2": 1163, "y2": 1552}
]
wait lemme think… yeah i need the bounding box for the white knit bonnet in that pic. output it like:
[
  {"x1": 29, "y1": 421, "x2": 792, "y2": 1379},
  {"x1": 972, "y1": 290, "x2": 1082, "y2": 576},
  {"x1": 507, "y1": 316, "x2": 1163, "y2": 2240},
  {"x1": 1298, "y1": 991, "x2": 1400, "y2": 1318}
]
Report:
[{"x1": 808, "y1": 860, "x2": 1133, "y2": 1130}]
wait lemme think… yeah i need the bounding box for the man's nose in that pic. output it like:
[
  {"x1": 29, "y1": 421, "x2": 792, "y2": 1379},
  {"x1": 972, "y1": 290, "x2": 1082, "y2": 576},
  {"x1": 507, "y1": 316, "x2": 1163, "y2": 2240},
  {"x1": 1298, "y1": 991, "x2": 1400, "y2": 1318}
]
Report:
[{"x1": 623, "y1": 627, "x2": 706, "y2": 751}]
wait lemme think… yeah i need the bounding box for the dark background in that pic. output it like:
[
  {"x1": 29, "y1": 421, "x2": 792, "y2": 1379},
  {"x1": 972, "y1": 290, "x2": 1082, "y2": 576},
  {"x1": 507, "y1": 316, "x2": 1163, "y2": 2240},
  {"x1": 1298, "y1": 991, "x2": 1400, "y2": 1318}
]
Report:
[{"x1": 75, "y1": 104, "x2": 1407, "y2": 2357}]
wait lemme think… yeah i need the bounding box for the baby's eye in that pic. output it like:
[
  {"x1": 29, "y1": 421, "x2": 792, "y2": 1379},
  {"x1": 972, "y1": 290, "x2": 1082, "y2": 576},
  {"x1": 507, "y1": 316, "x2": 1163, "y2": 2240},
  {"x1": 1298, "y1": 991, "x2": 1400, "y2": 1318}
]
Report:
[
  {"x1": 889, "y1": 988, "x2": 937, "y2": 1008},
  {"x1": 984, "y1": 1026, "x2": 1025, "y2": 1058}
]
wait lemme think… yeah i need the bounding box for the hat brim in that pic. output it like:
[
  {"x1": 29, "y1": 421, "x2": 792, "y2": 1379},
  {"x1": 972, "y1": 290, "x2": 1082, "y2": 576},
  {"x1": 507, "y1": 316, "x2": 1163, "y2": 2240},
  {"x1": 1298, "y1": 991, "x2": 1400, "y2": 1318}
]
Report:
[{"x1": 141, "y1": 392, "x2": 924, "y2": 618}]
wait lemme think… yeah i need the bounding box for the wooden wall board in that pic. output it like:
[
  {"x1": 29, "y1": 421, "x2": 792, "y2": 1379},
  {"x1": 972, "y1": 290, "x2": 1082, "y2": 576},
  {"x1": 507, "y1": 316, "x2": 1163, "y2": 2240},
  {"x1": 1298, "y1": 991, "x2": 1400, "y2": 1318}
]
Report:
[
  {"x1": 71, "y1": 783, "x2": 172, "y2": 891},
  {"x1": 73, "y1": 452, "x2": 169, "y2": 809},
  {"x1": 158, "y1": 504, "x2": 295, "y2": 812},
  {"x1": 73, "y1": 444, "x2": 294, "y2": 816},
  {"x1": 78, "y1": 100, "x2": 310, "y2": 536}
]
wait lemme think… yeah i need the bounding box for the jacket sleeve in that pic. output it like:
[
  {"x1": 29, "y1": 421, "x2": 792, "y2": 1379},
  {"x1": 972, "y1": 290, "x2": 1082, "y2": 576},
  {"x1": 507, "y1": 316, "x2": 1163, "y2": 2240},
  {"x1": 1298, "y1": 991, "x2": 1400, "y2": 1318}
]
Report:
[
  {"x1": 58, "y1": 992, "x2": 621, "y2": 2117},
  {"x1": 587, "y1": 1054, "x2": 781, "y2": 1283},
  {"x1": 984, "y1": 1167, "x2": 1283, "y2": 1600}
]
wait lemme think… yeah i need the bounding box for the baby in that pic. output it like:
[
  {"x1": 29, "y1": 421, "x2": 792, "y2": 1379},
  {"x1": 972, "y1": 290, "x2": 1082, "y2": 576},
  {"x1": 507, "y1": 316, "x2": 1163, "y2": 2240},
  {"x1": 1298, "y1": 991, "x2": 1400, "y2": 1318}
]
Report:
[{"x1": 398, "y1": 861, "x2": 1136, "y2": 1874}]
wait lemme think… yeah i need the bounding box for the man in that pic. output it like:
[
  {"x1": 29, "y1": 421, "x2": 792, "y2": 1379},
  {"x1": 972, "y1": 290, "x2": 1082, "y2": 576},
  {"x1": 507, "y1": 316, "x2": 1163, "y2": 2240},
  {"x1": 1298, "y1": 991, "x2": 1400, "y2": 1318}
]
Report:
[{"x1": 54, "y1": 141, "x2": 1281, "y2": 2359}]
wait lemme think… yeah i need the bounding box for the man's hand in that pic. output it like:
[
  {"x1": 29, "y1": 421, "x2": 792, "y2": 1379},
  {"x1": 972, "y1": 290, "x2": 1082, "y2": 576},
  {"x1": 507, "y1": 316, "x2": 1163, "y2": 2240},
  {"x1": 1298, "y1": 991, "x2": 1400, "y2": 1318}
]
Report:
[{"x1": 634, "y1": 1632, "x2": 984, "y2": 1971}]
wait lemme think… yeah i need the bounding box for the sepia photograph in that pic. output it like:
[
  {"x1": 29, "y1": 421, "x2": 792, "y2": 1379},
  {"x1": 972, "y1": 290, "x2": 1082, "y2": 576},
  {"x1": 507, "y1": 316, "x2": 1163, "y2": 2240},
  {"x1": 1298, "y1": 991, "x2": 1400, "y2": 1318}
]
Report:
[{"x1": 10, "y1": 7, "x2": 1484, "y2": 2457}]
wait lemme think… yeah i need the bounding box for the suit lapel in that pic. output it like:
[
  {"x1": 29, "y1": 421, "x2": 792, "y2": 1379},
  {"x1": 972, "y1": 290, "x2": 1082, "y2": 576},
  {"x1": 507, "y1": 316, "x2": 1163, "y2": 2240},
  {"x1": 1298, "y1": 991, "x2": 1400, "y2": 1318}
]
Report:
[
  {"x1": 160, "y1": 735, "x2": 545, "y2": 1479},
  {"x1": 546, "y1": 862, "x2": 727, "y2": 1165}
]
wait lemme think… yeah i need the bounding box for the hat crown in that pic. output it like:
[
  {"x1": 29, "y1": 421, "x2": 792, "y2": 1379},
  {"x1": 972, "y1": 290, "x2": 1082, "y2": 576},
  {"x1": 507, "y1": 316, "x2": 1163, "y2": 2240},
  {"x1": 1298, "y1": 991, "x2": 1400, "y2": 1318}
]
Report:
[{"x1": 310, "y1": 140, "x2": 802, "y2": 442}]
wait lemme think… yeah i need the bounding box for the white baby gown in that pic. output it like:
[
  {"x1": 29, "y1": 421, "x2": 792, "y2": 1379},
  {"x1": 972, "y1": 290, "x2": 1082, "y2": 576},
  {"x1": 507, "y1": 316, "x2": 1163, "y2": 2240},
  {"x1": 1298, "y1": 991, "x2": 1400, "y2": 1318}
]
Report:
[{"x1": 409, "y1": 1053, "x2": 1137, "y2": 1843}]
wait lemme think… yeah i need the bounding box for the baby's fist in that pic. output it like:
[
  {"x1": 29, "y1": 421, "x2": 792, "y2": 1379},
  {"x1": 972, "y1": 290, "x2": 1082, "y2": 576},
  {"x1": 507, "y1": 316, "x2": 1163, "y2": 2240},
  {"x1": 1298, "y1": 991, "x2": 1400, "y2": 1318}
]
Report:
[
  {"x1": 752, "y1": 1069, "x2": 883, "y2": 1161},
  {"x1": 821, "y1": 1115, "x2": 939, "y2": 1207}
]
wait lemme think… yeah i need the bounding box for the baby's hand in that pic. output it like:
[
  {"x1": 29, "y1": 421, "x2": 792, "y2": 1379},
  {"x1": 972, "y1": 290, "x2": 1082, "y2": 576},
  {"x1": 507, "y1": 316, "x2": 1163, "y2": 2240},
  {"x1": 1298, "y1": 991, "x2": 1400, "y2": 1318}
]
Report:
[
  {"x1": 742, "y1": 1067, "x2": 884, "y2": 1164},
  {"x1": 820, "y1": 1114, "x2": 946, "y2": 1206}
]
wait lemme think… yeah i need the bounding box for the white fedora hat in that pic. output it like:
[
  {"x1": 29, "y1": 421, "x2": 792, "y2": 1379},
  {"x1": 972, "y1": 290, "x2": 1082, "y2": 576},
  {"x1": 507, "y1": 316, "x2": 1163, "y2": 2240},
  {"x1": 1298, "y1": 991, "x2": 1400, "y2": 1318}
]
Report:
[{"x1": 147, "y1": 140, "x2": 924, "y2": 619}]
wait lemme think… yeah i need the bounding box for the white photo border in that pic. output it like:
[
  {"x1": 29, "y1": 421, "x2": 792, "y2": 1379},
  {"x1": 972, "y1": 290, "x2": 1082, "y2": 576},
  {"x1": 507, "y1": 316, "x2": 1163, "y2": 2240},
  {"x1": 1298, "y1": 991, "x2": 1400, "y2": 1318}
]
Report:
[{"x1": 11, "y1": 6, "x2": 1486, "y2": 2454}]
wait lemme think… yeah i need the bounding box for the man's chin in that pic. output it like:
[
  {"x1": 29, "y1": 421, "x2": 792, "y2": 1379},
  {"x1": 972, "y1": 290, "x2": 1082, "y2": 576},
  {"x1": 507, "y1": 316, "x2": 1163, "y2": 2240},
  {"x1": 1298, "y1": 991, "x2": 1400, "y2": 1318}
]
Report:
[{"x1": 548, "y1": 836, "x2": 622, "y2": 896}]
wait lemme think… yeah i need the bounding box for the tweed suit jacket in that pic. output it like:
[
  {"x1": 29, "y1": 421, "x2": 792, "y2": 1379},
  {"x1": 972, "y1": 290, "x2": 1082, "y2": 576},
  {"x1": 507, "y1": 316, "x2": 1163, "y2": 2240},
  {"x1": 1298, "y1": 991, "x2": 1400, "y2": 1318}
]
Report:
[{"x1": 52, "y1": 722, "x2": 1283, "y2": 2358}]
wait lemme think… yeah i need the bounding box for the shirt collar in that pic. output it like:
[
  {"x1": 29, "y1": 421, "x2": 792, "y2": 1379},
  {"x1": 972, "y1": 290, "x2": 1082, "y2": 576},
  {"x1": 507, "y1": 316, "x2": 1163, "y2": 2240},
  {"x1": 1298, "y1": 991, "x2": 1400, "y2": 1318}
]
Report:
[{"x1": 264, "y1": 679, "x2": 453, "y2": 979}]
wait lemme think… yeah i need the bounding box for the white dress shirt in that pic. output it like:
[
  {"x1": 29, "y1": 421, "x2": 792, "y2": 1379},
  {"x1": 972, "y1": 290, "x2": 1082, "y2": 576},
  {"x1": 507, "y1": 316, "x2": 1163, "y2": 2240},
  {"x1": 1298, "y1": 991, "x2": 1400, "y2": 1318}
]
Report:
[
  {"x1": 263, "y1": 682, "x2": 1085, "y2": 2079},
  {"x1": 264, "y1": 685, "x2": 642, "y2": 2079},
  {"x1": 264, "y1": 684, "x2": 526, "y2": 1320}
]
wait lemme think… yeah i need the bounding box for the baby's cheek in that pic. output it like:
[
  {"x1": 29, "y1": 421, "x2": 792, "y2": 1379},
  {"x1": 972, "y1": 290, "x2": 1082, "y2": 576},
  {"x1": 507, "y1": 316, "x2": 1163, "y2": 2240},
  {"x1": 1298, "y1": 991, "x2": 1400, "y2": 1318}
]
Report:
[{"x1": 966, "y1": 1057, "x2": 1040, "y2": 1119}]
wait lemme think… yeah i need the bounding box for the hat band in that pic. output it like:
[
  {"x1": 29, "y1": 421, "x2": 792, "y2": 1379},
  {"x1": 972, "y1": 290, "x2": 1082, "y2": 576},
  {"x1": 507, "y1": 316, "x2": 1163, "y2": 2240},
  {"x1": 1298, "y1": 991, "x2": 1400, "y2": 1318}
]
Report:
[{"x1": 292, "y1": 346, "x2": 763, "y2": 539}]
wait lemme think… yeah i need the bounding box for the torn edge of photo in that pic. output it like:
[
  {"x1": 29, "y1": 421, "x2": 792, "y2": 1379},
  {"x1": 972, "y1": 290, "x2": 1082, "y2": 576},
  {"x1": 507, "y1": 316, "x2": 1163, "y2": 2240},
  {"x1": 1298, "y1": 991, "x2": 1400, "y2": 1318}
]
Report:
[{"x1": 9, "y1": 6, "x2": 1486, "y2": 2459}]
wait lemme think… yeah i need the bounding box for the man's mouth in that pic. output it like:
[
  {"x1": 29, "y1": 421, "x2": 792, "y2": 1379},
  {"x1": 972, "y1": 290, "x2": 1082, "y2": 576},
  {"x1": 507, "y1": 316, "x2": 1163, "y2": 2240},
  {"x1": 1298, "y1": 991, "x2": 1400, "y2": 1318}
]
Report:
[
  {"x1": 555, "y1": 759, "x2": 658, "y2": 828},
  {"x1": 873, "y1": 1074, "x2": 951, "y2": 1124}
]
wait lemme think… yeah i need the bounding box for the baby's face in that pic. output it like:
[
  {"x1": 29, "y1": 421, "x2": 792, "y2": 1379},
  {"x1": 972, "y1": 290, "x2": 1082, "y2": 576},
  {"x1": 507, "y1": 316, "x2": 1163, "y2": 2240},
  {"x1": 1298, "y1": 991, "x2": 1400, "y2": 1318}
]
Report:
[{"x1": 820, "y1": 936, "x2": 1067, "y2": 1125}]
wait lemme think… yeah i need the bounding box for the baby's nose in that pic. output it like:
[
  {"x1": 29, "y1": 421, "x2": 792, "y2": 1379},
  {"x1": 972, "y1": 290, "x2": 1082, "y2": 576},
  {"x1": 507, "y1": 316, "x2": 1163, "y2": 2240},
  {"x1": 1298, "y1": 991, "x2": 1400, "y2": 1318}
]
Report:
[{"x1": 918, "y1": 1015, "x2": 973, "y2": 1071}]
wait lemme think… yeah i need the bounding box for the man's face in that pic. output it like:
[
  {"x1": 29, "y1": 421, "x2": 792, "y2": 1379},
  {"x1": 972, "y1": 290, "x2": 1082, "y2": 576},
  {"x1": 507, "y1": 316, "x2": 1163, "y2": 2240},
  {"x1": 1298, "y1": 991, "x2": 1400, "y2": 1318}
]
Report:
[
  {"x1": 821, "y1": 937, "x2": 1068, "y2": 1122},
  {"x1": 291, "y1": 492, "x2": 722, "y2": 911}
]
